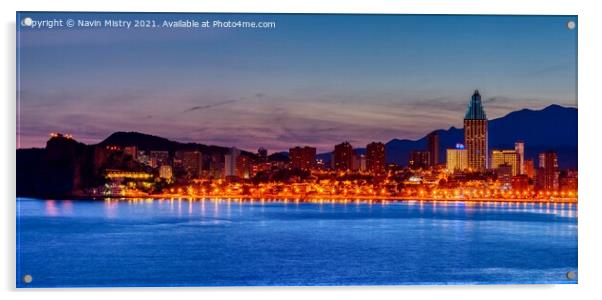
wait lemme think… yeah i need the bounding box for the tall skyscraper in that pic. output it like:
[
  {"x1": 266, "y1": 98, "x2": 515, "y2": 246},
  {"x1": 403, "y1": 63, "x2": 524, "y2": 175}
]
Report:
[
  {"x1": 537, "y1": 151, "x2": 559, "y2": 191},
  {"x1": 491, "y1": 149, "x2": 520, "y2": 176},
  {"x1": 515, "y1": 141, "x2": 525, "y2": 174},
  {"x1": 464, "y1": 90, "x2": 488, "y2": 172},
  {"x1": 427, "y1": 131, "x2": 439, "y2": 166},
  {"x1": 333, "y1": 142, "x2": 354, "y2": 171},
  {"x1": 289, "y1": 146, "x2": 317, "y2": 170},
  {"x1": 446, "y1": 144, "x2": 468, "y2": 172},
  {"x1": 366, "y1": 142, "x2": 385, "y2": 174}
]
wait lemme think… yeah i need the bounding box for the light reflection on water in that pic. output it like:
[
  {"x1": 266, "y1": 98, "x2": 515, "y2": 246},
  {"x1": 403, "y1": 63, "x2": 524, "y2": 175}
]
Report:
[
  {"x1": 35, "y1": 198, "x2": 579, "y2": 221},
  {"x1": 18, "y1": 197, "x2": 578, "y2": 287}
]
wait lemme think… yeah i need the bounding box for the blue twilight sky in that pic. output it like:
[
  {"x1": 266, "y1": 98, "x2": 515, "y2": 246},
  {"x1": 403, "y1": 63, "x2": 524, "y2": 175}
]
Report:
[{"x1": 17, "y1": 12, "x2": 577, "y2": 152}]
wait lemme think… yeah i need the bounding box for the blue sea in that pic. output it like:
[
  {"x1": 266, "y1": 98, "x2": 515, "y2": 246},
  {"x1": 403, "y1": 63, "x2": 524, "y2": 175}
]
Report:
[{"x1": 16, "y1": 198, "x2": 578, "y2": 287}]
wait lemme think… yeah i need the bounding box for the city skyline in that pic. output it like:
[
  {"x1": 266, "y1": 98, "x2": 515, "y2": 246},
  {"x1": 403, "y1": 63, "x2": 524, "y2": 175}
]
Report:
[{"x1": 17, "y1": 13, "x2": 577, "y2": 152}]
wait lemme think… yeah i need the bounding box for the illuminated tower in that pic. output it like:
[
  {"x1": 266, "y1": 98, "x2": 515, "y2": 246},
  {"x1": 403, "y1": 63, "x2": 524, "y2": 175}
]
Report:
[{"x1": 464, "y1": 90, "x2": 488, "y2": 172}]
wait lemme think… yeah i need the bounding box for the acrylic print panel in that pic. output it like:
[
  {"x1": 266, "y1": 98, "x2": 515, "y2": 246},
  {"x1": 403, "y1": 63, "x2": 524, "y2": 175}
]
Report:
[{"x1": 16, "y1": 12, "x2": 578, "y2": 287}]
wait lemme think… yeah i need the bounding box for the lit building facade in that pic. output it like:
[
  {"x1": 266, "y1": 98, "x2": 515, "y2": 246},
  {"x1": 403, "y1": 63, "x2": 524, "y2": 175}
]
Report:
[
  {"x1": 491, "y1": 149, "x2": 520, "y2": 176},
  {"x1": 559, "y1": 170, "x2": 578, "y2": 192},
  {"x1": 358, "y1": 154, "x2": 367, "y2": 172},
  {"x1": 496, "y1": 163, "x2": 513, "y2": 187},
  {"x1": 366, "y1": 142, "x2": 385, "y2": 174},
  {"x1": 446, "y1": 145, "x2": 468, "y2": 172},
  {"x1": 515, "y1": 141, "x2": 525, "y2": 175},
  {"x1": 511, "y1": 175, "x2": 531, "y2": 191},
  {"x1": 537, "y1": 151, "x2": 559, "y2": 191},
  {"x1": 464, "y1": 90, "x2": 488, "y2": 172},
  {"x1": 159, "y1": 165, "x2": 173, "y2": 181},
  {"x1": 333, "y1": 142, "x2": 354, "y2": 171},
  {"x1": 236, "y1": 155, "x2": 252, "y2": 179},
  {"x1": 289, "y1": 146, "x2": 317, "y2": 170}
]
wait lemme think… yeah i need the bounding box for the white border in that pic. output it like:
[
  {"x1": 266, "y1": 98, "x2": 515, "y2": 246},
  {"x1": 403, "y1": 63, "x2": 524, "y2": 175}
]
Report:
[{"x1": 2, "y1": 0, "x2": 601, "y2": 299}]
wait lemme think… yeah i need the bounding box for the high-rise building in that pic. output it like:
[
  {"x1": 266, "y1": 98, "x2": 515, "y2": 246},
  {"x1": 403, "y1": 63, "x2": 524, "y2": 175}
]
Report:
[
  {"x1": 236, "y1": 155, "x2": 252, "y2": 179},
  {"x1": 175, "y1": 150, "x2": 202, "y2": 178},
  {"x1": 358, "y1": 154, "x2": 367, "y2": 172},
  {"x1": 427, "y1": 131, "x2": 439, "y2": 166},
  {"x1": 464, "y1": 90, "x2": 488, "y2": 172},
  {"x1": 536, "y1": 151, "x2": 559, "y2": 191},
  {"x1": 366, "y1": 142, "x2": 385, "y2": 174},
  {"x1": 289, "y1": 146, "x2": 317, "y2": 170},
  {"x1": 352, "y1": 153, "x2": 361, "y2": 171},
  {"x1": 409, "y1": 150, "x2": 430, "y2": 169},
  {"x1": 333, "y1": 142, "x2": 354, "y2": 171},
  {"x1": 515, "y1": 141, "x2": 525, "y2": 174},
  {"x1": 491, "y1": 149, "x2": 520, "y2": 176},
  {"x1": 224, "y1": 147, "x2": 240, "y2": 177},
  {"x1": 149, "y1": 150, "x2": 169, "y2": 168},
  {"x1": 524, "y1": 158, "x2": 535, "y2": 179},
  {"x1": 446, "y1": 144, "x2": 468, "y2": 172},
  {"x1": 209, "y1": 153, "x2": 225, "y2": 179}
]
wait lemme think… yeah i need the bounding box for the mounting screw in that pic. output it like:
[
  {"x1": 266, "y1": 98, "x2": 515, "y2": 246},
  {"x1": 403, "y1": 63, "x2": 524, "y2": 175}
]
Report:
[
  {"x1": 566, "y1": 271, "x2": 576, "y2": 280},
  {"x1": 22, "y1": 274, "x2": 33, "y2": 284},
  {"x1": 567, "y1": 21, "x2": 576, "y2": 30}
]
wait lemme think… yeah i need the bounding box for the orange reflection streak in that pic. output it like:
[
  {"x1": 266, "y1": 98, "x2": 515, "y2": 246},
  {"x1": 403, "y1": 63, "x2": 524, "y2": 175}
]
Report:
[{"x1": 103, "y1": 199, "x2": 118, "y2": 219}]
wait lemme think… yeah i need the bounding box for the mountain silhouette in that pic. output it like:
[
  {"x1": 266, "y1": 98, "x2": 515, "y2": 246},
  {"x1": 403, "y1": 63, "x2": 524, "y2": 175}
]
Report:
[{"x1": 318, "y1": 104, "x2": 577, "y2": 169}]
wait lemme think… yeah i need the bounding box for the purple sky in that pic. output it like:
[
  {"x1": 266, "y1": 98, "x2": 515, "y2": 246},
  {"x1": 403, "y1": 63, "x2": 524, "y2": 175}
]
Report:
[{"x1": 17, "y1": 13, "x2": 577, "y2": 153}]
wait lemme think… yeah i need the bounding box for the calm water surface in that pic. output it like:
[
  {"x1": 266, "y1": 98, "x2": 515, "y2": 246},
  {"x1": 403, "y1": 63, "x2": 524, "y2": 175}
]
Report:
[{"x1": 16, "y1": 198, "x2": 577, "y2": 287}]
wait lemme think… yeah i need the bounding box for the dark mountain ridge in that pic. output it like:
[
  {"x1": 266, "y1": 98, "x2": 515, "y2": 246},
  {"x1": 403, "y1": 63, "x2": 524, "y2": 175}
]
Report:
[{"x1": 318, "y1": 104, "x2": 577, "y2": 169}]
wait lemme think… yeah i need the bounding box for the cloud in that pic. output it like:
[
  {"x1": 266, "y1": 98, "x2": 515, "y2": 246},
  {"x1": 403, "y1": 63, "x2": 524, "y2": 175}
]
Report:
[
  {"x1": 484, "y1": 96, "x2": 510, "y2": 103},
  {"x1": 183, "y1": 99, "x2": 237, "y2": 113}
]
